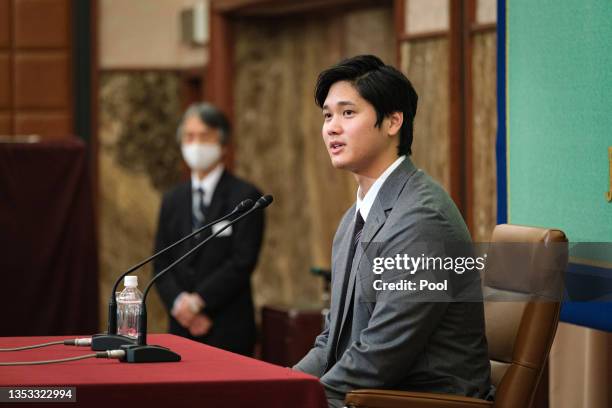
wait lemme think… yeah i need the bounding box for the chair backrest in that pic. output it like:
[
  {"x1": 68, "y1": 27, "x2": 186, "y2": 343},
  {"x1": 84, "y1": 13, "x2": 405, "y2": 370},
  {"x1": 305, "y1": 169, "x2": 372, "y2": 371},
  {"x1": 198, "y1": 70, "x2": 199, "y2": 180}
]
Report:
[{"x1": 484, "y1": 224, "x2": 567, "y2": 408}]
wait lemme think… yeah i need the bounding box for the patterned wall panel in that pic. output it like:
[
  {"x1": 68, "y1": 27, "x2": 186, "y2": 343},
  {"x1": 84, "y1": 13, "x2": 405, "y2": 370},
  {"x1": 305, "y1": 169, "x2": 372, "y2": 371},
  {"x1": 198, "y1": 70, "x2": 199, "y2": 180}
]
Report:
[
  {"x1": 400, "y1": 38, "x2": 451, "y2": 191},
  {"x1": 471, "y1": 32, "x2": 497, "y2": 242},
  {"x1": 344, "y1": 7, "x2": 395, "y2": 64},
  {"x1": 233, "y1": 6, "x2": 394, "y2": 310},
  {"x1": 400, "y1": 3, "x2": 497, "y2": 240},
  {"x1": 98, "y1": 71, "x2": 183, "y2": 332}
]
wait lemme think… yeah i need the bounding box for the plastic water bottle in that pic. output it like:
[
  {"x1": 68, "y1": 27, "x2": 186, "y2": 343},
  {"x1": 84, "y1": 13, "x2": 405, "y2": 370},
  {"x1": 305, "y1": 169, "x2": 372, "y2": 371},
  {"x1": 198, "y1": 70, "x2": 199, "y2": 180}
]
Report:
[{"x1": 117, "y1": 276, "x2": 143, "y2": 339}]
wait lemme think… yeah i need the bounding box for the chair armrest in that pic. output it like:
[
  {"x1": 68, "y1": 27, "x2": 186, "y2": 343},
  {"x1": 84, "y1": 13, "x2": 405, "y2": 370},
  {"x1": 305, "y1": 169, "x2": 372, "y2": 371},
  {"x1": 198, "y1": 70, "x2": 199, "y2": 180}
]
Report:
[{"x1": 345, "y1": 389, "x2": 493, "y2": 408}]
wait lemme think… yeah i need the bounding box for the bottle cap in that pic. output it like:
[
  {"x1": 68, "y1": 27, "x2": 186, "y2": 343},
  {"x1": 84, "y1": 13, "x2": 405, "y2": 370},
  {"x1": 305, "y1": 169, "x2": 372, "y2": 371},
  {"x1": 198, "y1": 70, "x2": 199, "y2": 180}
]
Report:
[{"x1": 124, "y1": 275, "x2": 138, "y2": 288}]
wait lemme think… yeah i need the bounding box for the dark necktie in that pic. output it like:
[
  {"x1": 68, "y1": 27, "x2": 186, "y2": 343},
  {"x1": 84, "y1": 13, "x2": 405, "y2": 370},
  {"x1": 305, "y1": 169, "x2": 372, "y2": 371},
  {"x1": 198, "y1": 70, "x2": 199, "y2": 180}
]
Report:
[
  {"x1": 344, "y1": 212, "x2": 365, "y2": 291},
  {"x1": 192, "y1": 188, "x2": 207, "y2": 231}
]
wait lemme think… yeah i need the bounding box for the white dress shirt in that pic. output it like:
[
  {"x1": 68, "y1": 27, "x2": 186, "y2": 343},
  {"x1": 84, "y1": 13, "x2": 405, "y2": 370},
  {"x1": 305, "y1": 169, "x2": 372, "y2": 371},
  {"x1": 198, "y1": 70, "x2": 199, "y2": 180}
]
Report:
[
  {"x1": 356, "y1": 155, "x2": 406, "y2": 221},
  {"x1": 191, "y1": 163, "x2": 224, "y2": 211}
]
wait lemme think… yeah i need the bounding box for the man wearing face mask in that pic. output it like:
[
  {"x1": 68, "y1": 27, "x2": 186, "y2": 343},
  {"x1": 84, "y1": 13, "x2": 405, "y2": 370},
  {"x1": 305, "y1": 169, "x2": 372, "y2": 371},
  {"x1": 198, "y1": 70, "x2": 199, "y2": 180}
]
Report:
[{"x1": 153, "y1": 103, "x2": 264, "y2": 356}]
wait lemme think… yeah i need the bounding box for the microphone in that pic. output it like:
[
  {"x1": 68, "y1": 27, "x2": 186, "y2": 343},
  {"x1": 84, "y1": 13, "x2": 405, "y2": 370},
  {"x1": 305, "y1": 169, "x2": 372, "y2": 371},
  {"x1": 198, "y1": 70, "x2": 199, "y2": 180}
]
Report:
[
  {"x1": 91, "y1": 198, "x2": 255, "y2": 351},
  {"x1": 118, "y1": 195, "x2": 273, "y2": 363},
  {"x1": 253, "y1": 194, "x2": 273, "y2": 209}
]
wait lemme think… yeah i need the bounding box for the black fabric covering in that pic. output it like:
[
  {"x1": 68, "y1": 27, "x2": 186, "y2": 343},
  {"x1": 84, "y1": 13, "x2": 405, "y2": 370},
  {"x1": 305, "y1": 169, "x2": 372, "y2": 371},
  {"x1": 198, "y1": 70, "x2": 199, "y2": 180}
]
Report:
[{"x1": 0, "y1": 139, "x2": 98, "y2": 335}]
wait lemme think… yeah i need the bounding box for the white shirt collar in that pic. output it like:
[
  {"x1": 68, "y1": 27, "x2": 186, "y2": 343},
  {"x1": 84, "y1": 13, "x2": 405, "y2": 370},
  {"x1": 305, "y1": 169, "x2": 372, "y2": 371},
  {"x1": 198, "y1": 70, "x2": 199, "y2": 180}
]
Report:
[
  {"x1": 356, "y1": 156, "x2": 406, "y2": 221},
  {"x1": 191, "y1": 164, "x2": 224, "y2": 206}
]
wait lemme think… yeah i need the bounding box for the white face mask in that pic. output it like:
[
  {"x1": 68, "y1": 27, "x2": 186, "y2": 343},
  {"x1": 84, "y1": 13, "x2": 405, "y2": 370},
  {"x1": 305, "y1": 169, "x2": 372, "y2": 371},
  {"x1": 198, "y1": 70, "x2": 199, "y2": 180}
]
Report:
[{"x1": 181, "y1": 143, "x2": 222, "y2": 171}]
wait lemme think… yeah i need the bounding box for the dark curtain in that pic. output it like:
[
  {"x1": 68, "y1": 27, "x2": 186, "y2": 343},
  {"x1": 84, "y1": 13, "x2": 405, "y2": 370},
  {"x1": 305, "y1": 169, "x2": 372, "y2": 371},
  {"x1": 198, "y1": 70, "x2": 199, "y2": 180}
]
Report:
[{"x1": 0, "y1": 139, "x2": 98, "y2": 335}]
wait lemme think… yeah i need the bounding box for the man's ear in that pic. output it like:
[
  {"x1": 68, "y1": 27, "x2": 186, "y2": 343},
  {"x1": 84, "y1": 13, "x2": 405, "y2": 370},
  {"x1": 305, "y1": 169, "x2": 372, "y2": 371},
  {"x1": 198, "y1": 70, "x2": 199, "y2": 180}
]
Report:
[{"x1": 387, "y1": 111, "x2": 403, "y2": 137}]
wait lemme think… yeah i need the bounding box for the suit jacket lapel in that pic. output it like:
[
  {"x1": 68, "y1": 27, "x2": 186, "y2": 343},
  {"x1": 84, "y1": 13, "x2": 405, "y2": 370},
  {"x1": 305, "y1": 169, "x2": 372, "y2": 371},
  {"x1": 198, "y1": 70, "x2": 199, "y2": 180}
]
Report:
[
  {"x1": 336, "y1": 200, "x2": 386, "y2": 344},
  {"x1": 204, "y1": 170, "x2": 230, "y2": 228},
  {"x1": 327, "y1": 204, "x2": 356, "y2": 354},
  {"x1": 375, "y1": 157, "x2": 417, "y2": 214},
  {"x1": 182, "y1": 180, "x2": 194, "y2": 239},
  {"x1": 335, "y1": 158, "x2": 418, "y2": 345}
]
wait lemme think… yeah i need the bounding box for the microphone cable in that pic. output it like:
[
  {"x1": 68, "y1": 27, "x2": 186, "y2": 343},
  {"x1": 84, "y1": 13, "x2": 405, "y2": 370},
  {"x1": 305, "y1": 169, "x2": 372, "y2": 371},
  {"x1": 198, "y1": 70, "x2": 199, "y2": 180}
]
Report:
[
  {"x1": 0, "y1": 338, "x2": 92, "y2": 352},
  {"x1": 0, "y1": 349, "x2": 125, "y2": 366}
]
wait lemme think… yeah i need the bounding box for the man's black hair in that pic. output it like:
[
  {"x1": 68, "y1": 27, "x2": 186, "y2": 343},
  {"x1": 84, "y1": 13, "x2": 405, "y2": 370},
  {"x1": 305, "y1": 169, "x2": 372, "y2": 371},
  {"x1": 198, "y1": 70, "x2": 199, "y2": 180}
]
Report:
[{"x1": 315, "y1": 55, "x2": 418, "y2": 156}]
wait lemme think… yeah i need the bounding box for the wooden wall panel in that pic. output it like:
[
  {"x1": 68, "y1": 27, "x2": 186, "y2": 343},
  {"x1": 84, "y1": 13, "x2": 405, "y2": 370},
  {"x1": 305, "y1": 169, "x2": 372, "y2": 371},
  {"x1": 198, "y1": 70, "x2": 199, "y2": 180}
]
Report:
[
  {"x1": 0, "y1": 53, "x2": 10, "y2": 108},
  {"x1": 0, "y1": 0, "x2": 9, "y2": 47},
  {"x1": 0, "y1": 113, "x2": 11, "y2": 134},
  {"x1": 471, "y1": 31, "x2": 497, "y2": 242},
  {"x1": 2, "y1": 0, "x2": 73, "y2": 139},
  {"x1": 13, "y1": 0, "x2": 69, "y2": 48},
  {"x1": 400, "y1": 39, "x2": 451, "y2": 191},
  {"x1": 14, "y1": 53, "x2": 70, "y2": 108},
  {"x1": 15, "y1": 112, "x2": 70, "y2": 135},
  {"x1": 0, "y1": 0, "x2": 10, "y2": 134}
]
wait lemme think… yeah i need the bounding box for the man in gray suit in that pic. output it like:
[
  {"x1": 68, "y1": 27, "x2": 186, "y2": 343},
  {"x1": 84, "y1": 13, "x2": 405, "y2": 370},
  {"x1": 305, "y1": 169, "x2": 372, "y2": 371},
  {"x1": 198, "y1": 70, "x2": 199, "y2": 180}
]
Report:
[{"x1": 294, "y1": 55, "x2": 491, "y2": 407}]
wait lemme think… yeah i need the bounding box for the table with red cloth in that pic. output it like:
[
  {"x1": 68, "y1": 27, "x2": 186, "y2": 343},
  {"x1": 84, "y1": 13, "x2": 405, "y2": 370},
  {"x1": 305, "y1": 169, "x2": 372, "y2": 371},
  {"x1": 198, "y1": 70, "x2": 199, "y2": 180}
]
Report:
[{"x1": 0, "y1": 334, "x2": 328, "y2": 408}]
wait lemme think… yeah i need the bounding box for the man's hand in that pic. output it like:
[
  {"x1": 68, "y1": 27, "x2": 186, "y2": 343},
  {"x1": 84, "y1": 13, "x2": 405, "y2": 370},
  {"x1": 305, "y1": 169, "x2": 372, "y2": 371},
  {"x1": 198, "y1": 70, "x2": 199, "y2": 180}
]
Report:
[
  {"x1": 185, "y1": 293, "x2": 205, "y2": 312},
  {"x1": 189, "y1": 313, "x2": 213, "y2": 337},
  {"x1": 171, "y1": 293, "x2": 197, "y2": 327}
]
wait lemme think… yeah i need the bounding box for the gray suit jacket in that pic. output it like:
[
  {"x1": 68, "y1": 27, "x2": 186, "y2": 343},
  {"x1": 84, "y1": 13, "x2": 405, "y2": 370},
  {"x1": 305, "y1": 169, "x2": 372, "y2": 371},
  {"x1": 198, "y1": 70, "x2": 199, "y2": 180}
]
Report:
[{"x1": 294, "y1": 157, "x2": 491, "y2": 402}]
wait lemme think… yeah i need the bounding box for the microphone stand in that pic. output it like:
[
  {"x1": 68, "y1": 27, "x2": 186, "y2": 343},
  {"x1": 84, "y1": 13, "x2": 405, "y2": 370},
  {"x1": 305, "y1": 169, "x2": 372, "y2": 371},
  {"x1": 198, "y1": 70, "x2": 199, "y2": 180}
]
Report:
[
  {"x1": 119, "y1": 196, "x2": 272, "y2": 363},
  {"x1": 91, "y1": 199, "x2": 253, "y2": 351}
]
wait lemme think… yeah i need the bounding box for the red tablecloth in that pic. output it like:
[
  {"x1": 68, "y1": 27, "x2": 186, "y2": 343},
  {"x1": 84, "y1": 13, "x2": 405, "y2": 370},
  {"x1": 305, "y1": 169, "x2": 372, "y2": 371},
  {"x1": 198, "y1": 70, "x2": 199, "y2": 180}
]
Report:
[{"x1": 0, "y1": 334, "x2": 328, "y2": 408}]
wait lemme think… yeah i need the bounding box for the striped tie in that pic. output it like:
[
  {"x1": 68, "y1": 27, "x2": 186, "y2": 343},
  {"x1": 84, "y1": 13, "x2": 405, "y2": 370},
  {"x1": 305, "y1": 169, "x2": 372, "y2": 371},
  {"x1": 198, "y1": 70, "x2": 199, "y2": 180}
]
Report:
[
  {"x1": 344, "y1": 211, "x2": 365, "y2": 301},
  {"x1": 353, "y1": 212, "x2": 364, "y2": 249},
  {"x1": 193, "y1": 188, "x2": 206, "y2": 231}
]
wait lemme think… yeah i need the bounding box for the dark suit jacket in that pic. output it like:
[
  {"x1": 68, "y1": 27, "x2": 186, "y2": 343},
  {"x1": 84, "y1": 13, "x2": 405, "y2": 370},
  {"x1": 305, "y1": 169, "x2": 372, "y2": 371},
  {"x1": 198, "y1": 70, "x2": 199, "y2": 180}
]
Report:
[
  {"x1": 295, "y1": 157, "x2": 491, "y2": 402},
  {"x1": 153, "y1": 170, "x2": 264, "y2": 356}
]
